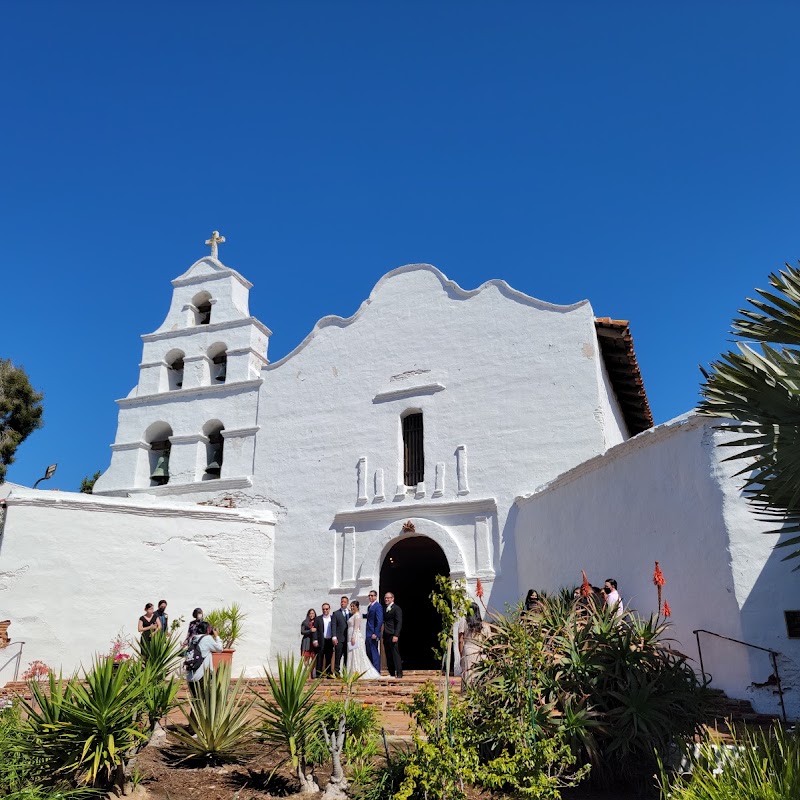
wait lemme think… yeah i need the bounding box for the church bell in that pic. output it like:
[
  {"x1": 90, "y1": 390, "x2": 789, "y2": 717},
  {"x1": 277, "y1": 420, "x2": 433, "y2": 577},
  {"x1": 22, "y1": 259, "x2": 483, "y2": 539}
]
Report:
[
  {"x1": 205, "y1": 444, "x2": 222, "y2": 476},
  {"x1": 215, "y1": 364, "x2": 226, "y2": 382},
  {"x1": 150, "y1": 454, "x2": 170, "y2": 484}
]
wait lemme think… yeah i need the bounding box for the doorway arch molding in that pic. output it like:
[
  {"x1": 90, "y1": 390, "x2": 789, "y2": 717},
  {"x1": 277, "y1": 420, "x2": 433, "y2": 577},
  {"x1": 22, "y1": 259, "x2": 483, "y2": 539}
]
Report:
[{"x1": 360, "y1": 516, "x2": 467, "y2": 584}]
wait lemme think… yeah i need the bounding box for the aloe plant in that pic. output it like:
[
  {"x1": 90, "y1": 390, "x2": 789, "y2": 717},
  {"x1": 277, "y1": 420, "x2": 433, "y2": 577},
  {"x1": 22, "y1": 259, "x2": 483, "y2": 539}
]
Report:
[{"x1": 170, "y1": 662, "x2": 255, "y2": 764}]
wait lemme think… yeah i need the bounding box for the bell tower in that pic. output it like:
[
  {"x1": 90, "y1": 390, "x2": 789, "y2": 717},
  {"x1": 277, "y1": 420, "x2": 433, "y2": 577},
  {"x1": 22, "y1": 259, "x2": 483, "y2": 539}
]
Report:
[{"x1": 93, "y1": 232, "x2": 270, "y2": 496}]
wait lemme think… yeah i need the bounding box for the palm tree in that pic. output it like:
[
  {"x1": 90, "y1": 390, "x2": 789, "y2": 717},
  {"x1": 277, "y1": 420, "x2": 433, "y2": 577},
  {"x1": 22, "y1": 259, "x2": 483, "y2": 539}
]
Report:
[{"x1": 699, "y1": 262, "x2": 800, "y2": 567}]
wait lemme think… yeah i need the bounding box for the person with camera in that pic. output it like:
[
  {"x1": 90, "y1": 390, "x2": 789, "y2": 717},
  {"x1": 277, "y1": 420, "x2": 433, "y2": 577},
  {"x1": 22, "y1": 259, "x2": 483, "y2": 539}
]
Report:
[{"x1": 185, "y1": 620, "x2": 223, "y2": 684}]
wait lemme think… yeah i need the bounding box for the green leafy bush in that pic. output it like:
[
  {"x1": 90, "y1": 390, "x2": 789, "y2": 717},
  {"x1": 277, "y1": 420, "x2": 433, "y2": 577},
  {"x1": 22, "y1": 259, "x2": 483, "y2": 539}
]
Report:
[
  {"x1": 308, "y1": 700, "x2": 380, "y2": 775},
  {"x1": 659, "y1": 723, "x2": 800, "y2": 799},
  {"x1": 473, "y1": 594, "x2": 710, "y2": 789},
  {"x1": 397, "y1": 681, "x2": 583, "y2": 800},
  {"x1": 171, "y1": 662, "x2": 255, "y2": 764}
]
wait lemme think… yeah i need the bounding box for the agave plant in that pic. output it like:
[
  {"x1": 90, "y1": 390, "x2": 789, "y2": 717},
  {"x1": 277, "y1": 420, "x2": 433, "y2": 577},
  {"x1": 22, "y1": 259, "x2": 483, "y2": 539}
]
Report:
[
  {"x1": 257, "y1": 654, "x2": 321, "y2": 794},
  {"x1": 699, "y1": 262, "x2": 800, "y2": 565},
  {"x1": 170, "y1": 662, "x2": 255, "y2": 763}
]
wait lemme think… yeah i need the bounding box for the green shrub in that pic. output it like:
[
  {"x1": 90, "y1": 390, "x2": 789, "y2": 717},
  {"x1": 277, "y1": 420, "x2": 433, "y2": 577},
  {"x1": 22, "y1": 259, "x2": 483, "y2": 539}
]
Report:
[
  {"x1": 170, "y1": 663, "x2": 255, "y2": 764},
  {"x1": 397, "y1": 681, "x2": 583, "y2": 800},
  {"x1": 0, "y1": 700, "x2": 41, "y2": 795},
  {"x1": 308, "y1": 700, "x2": 380, "y2": 774},
  {"x1": 472, "y1": 595, "x2": 710, "y2": 789},
  {"x1": 659, "y1": 723, "x2": 800, "y2": 799},
  {"x1": 351, "y1": 747, "x2": 412, "y2": 800}
]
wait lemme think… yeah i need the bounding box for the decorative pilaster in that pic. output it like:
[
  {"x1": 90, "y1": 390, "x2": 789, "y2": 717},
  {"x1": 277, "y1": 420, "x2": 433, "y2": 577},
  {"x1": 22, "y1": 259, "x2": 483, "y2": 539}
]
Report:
[
  {"x1": 433, "y1": 462, "x2": 445, "y2": 497},
  {"x1": 374, "y1": 469, "x2": 385, "y2": 502},
  {"x1": 341, "y1": 526, "x2": 356, "y2": 585},
  {"x1": 357, "y1": 457, "x2": 368, "y2": 505},
  {"x1": 456, "y1": 445, "x2": 470, "y2": 495},
  {"x1": 474, "y1": 515, "x2": 493, "y2": 575}
]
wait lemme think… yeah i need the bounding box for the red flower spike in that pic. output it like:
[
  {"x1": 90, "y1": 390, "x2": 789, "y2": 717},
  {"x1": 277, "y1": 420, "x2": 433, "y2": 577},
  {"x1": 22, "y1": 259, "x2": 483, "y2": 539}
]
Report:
[
  {"x1": 653, "y1": 561, "x2": 666, "y2": 587},
  {"x1": 663, "y1": 600, "x2": 671, "y2": 617},
  {"x1": 580, "y1": 570, "x2": 592, "y2": 598},
  {"x1": 476, "y1": 578, "x2": 484, "y2": 599}
]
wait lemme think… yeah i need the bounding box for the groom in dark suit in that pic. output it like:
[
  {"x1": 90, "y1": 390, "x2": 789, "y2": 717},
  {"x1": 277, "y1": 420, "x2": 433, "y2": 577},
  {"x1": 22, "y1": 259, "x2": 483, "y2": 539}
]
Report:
[
  {"x1": 382, "y1": 591, "x2": 403, "y2": 678},
  {"x1": 364, "y1": 589, "x2": 384, "y2": 673},
  {"x1": 331, "y1": 595, "x2": 350, "y2": 675}
]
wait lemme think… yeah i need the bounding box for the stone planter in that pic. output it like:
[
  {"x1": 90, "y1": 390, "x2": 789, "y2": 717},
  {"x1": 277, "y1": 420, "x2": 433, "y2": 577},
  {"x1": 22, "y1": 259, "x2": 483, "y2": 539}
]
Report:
[{"x1": 211, "y1": 648, "x2": 235, "y2": 669}]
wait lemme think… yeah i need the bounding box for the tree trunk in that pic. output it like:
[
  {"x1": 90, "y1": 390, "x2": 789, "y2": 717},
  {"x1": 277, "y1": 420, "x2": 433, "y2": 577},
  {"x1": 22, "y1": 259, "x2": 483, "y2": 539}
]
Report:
[{"x1": 297, "y1": 761, "x2": 320, "y2": 795}]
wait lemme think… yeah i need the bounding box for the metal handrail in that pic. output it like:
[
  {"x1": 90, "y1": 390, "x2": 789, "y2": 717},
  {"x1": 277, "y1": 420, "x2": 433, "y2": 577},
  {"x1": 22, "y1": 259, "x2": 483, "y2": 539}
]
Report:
[
  {"x1": 693, "y1": 628, "x2": 787, "y2": 723},
  {"x1": 0, "y1": 641, "x2": 26, "y2": 682}
]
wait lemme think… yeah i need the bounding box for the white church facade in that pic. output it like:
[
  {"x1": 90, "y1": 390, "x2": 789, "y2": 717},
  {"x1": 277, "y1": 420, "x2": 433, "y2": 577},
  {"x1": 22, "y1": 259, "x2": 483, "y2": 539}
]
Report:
[{"x1": 1, "y1": 236, "x2": 798, "y2": 718}]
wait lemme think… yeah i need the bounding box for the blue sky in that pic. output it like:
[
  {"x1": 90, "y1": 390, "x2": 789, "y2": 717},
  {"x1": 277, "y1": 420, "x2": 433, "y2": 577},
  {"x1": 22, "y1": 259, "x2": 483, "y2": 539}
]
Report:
[{"x1": 3, "y1": 2, "x2": 800, "y2": 491}]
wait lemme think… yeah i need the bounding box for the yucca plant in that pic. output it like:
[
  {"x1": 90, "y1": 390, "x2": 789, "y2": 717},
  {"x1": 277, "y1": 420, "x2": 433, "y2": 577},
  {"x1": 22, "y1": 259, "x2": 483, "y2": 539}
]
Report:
[
  {"x1": 257, "y1": 654, "x2": 321, "y2": 794},
  {"x1": 131, "y1": 628, "x2": 183, "y2": 680},
  {"x1": 170, "y1": 662, "x2": 255, "y2": 764},
  {"x1": 131, "y1": 631, "x2": 183, "y2": 732},
  {"x1": 659, "y1": 723, "x2": 800, "y2": 799},
  {"x1": 699, "y1": 262, "x2": 800, "y2": 566},
  {"x1": 18, "y1": 657, "x2": 147, "y2": 792}
]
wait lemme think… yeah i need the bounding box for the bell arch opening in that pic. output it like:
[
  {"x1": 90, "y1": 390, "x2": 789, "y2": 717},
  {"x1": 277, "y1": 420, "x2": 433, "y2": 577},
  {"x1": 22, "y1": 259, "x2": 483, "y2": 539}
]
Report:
[{"x1": 379, "y1": 536, "x2": 449, "y2": 670}]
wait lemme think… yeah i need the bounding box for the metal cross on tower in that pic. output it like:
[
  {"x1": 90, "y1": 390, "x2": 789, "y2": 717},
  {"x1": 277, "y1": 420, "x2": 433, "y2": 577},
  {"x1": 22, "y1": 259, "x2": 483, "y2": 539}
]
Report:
[{"x1": 205, "y1": 230, "x2": 226, "y2": 259}]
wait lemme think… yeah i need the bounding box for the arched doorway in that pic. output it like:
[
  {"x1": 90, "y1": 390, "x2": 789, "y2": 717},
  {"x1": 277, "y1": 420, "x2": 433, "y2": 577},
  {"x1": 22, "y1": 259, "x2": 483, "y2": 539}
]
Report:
[{"x1": 380, "y1": 536, "x2": 449, "y2": 670}]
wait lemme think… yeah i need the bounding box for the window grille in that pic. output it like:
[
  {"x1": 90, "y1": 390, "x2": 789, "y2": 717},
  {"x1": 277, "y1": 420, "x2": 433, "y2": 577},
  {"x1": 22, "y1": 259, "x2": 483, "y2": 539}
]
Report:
[{"x1": 402, "y1": 413, "x2": 424, "y2": 487}]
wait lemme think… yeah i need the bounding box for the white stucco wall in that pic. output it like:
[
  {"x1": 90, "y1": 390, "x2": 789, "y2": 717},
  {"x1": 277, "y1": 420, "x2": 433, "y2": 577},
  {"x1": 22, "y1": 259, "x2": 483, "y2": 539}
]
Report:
[
  {"x1": 514, "y1": 413, "x2": 800, "y2": 718},
  {"x1": 251, "y1": 264, "x2": 625, "y2": 661},
  {"x1": 0, "y1": 487, "x2": 275, "y2": 676}
]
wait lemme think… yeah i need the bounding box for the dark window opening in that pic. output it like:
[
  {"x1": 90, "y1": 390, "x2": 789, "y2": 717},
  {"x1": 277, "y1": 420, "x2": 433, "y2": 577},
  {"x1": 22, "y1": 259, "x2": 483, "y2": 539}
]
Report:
[
  {"x1": 402, "y1": 413, "x2": 424, "y2": 487},
  {"x1": 785, "y1": 610, "x2": 800, "y2": 639},
  {"x1": 197, "y1": 301, "x2": 212, "y2": 325}
]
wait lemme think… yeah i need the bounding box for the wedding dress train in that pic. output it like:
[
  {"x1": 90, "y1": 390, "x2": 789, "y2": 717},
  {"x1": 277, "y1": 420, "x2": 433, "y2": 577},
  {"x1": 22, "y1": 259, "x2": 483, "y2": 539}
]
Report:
[{"x1": 346, "y1": 611, "x2": 381, "y2": 679}]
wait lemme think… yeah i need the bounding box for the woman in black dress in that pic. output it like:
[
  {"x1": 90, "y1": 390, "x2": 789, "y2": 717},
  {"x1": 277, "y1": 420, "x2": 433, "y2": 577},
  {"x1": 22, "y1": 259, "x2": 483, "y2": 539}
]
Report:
[
  {"x1": 138, "y1": 602, "x2": 160, "y2": 644},
  {"x1": 300, "y1": 608, "x2": 319, "y2": 677}
]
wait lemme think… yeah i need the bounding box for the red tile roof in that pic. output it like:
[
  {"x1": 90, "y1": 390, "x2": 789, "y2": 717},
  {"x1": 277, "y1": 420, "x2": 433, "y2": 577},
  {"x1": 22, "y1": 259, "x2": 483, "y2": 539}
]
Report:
[{"x1": 594, "y1": 317, "x2": 653, "y2": 436}]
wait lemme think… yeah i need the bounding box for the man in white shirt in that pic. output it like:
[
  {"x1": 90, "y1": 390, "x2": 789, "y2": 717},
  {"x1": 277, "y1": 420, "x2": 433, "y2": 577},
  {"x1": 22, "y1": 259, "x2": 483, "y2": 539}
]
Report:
[
  {"x1": 318, "y1": 602, "x2": 335, "y2": 677},
  {"x1": 604, "y1": 578, "x2": 624, "y2": 618}
]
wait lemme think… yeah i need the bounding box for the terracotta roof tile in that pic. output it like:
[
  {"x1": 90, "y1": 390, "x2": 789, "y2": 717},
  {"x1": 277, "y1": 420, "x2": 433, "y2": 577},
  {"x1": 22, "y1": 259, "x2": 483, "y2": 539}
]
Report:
[{"x1": 594, "y1": 317, "x2": 653, "y2": 436}]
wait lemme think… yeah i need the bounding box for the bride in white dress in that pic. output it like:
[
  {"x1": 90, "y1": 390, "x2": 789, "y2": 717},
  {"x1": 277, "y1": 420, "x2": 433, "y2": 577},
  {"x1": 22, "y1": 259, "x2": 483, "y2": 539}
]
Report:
[{"x1": 346, "y1": 601, "x2": 381, "y2": 680}]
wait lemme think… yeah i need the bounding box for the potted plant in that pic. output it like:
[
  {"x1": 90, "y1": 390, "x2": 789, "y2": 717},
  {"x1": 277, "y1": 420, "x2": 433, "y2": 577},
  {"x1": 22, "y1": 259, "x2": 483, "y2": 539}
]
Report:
[{"x1": 206, "y1": 602, "x2": 246, "y2": 668}]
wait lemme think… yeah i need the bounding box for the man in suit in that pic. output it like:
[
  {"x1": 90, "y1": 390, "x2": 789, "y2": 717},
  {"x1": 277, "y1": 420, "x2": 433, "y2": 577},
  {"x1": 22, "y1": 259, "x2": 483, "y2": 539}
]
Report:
[
  {"x1": 331, "y1": 595, "x2": 351, "y2": 675},
  {"x1": 382, "y1": 591, "x2": 403, "y2": 678},
  {"x1": 316, "y1": 602, "x2": 335, "y2": 677},
  {"x1": 364, "y1": 589, "x2": 384, "y2": 673}
]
